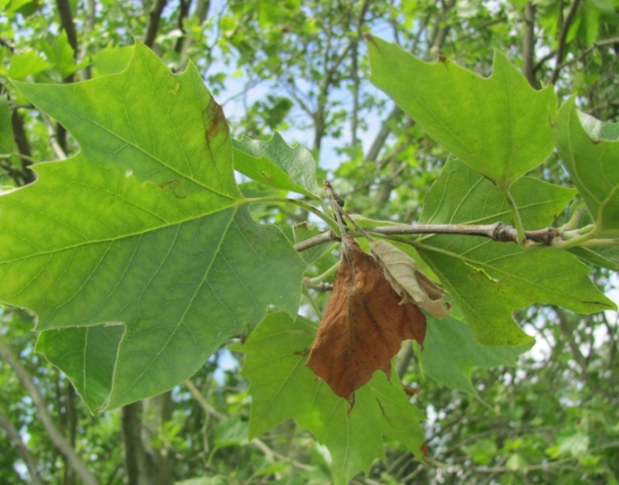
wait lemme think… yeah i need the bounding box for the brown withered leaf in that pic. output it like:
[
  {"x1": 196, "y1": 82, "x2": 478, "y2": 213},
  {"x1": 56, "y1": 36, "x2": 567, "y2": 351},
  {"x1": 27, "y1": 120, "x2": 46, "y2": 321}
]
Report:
[
  {"x1": 306, "y1": 237, "x2": 426, "y2": 403},
  {"x1": 370, "y1": 240, "x2": 452, "y2": 319}
]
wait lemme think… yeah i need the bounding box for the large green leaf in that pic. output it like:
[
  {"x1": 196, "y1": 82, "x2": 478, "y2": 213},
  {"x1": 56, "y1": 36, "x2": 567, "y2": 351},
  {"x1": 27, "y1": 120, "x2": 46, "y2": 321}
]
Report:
[
  {"x1": 420, "y1": 316, "x2": 533, "y2": 395},
  {"x1": 3, "y1": 43, "x2": 306, "y2": 411},
  {"x1": 233, "y1": 133, "x2": 320, "y2": 197},
  {"x1": 554, "y1": 98, "x2": 619, "y2": 234},
  {"x1": 238, "y1": 312, "x2": 425, "y2": 485},
  {"x1": 417, "y1": 159, "x2": 614, "y2": 346},
  {"x1": 366, "y1": 35, "x2": 556, "y2": 189}
]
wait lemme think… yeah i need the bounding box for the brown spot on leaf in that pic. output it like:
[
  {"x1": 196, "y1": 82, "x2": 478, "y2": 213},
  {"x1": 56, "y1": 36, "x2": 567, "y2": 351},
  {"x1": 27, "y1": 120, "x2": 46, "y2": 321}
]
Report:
[
  {"x1": 204, "y1": 97, "x2": 229, "y2": 141},
  {"x1": 306, "y1": 237, "x2": 426, "y2": 404},
  {"x1": 363, "y1": 32, "x2": 378, "y2": 49}
]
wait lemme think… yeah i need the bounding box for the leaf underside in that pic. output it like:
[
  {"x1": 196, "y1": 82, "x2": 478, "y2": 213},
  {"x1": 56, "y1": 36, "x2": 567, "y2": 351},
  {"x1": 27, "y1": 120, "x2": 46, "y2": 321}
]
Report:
[
  {"x1": 3, "y1": 43, "x2": 305, "y2": 410},
  {"x1": 417, "y1": 159, "x2": 614, "y2": 346},
  {"x1": 555, "y1": 98, "x2": 619, "y2": 234}
]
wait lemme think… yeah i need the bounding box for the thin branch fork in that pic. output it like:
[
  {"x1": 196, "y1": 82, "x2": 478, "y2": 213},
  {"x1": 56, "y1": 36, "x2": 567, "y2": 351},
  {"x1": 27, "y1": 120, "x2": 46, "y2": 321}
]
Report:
[{"x1": 293, "y1": 221, "x2": 559, "y2": 252}]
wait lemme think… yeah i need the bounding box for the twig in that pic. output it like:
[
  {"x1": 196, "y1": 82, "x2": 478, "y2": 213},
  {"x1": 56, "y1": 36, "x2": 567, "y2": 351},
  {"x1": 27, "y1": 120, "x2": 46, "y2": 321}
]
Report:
[
  {"x1": 0, "y1": 408, "x2": 45, "y2": 485},
  {"x1": 0, "y1": 339, "x2": 101, "y2": 485},
  {"x1": 185, "y1": 379, "x2": 313, "y2": 471},
  {"x1": 40, "y1": 113, "x2": 67, "y2": 160},
  {"x1": 303, "y1": 279, "x2": 334, "y2": 292},
  {"x1": 184, "y1": 379, "x2": 226, "y2": 420},
  {"x1": 292, "y1": 220, "x2": 568, "y2": 252}
]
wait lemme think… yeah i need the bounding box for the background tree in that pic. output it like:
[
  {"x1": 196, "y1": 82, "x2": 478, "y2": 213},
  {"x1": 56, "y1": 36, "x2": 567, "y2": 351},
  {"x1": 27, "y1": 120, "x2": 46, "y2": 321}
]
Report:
[{"x1": 1, "y1": 0, "x2": 619, "y2": 484}]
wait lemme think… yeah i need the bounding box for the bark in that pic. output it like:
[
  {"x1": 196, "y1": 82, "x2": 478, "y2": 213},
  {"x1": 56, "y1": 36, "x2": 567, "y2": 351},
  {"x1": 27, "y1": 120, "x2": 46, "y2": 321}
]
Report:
[
  {"x1": 10, "y1": 109, "x2": 36, "y2": 185},
  {"x1": 122, "y1": 402, "x2": 144, "y2": 485},
  {"x1": 549, "y1": 0, "x2": 582, "y2": 84},
  {"x1": 122, "y1": 392, "x2": 173, "y2": 485},
  {"x1": 522, "y1": 2, "x2": 538, "y2": 88},
  {"x1": 55, "y1": 0, "x2": 78, "y2": 55},
  {"x1": 144, "y1": 0, "x2": 169, "y2": 49}
]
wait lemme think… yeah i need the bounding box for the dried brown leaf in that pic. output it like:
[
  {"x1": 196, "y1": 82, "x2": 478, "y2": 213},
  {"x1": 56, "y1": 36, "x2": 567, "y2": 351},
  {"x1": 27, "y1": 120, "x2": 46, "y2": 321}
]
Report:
[
  {"x1": 370, "y1": 240, "x2": 452, "y2": 319},
  {"x1": 306, "y1": 237, "x2": 426, "y2": 403}
]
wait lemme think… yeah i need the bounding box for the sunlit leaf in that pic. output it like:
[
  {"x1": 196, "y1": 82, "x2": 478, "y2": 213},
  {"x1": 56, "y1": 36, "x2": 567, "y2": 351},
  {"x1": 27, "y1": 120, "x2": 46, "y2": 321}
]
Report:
[{"x1": 366, "y1": 35, "x2": 556, "y2": 189}]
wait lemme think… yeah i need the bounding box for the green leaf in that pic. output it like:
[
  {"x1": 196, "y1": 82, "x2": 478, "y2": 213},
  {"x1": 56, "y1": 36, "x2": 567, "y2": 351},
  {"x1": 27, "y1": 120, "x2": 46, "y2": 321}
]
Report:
[
  {"x1": 555, "y1": 98, "x2": 619, "y2": 234},
  {"x1": 3, "y1": 42, "x2": 305, "y2": 411},
  {"x1": 8, "y1": 51, "x2": 53, "y2": 79},
  {"x1": 569, "y1": 246, "x2": 619, "y2": 271},
  {"x1": 233, "y1": 133, "x2": 320, "y2": 197},
  {"x1": 36, "y1": 325, "x2": 123, "y2": 408},
  {"x1": 577, "y1": 110, "x2": 619, "y2": 141},
  {"x1": 420, "y1": 316, "x2": 533, "y2": 395},
  {"x1": 366, "y1": 35, "x2": 556, "y2": 188},
  {"x1": 239, "y1": 312, "x2": 425, "y2": 485},
  {"x1": 214, "y1": 417, "x2": 248, "y2": 447},
  {"x1": 417, "y1": 159, "x2": 614, "y2": 346},
  {"x1": 506, "y1": 453, "x2": 529, "y2": 471},
  {"x1": 42, "y1": 31, "x2": 88, "y2": 79},
  {"x1": 92, "y1": 46, "x2": 135, "y2": 77},
  {"x1": 175, "y1": 478, "x2": 228, "y2": 485}
]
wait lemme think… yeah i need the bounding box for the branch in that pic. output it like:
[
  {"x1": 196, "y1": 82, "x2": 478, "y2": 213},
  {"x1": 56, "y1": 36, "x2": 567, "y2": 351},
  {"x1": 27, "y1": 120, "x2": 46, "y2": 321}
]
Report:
[
  {"x1": 369, "y1": 223, "x2": 558, "y2": 245},
  {"x1": 55, "y1": 0, "x2": 78, "y2": 55},
  {"x1": 294, "y1": 230, "x2": 339, "y2": 252},
  {"x1": 185, "y1": 379, "x2": 313, "y2": 471},
  {"x1": 293, "y1": 222, "x2": 562, "y2": 252},
  {"x1": 10, "y1": 109, "x2": 36, "y2": 185},
  {"x1": 0, "y1": 339, "x2": 101, "y2": 485},
  {"x1": 40, "y1": 113, "x2": 67, "y2": 160},
  {"x1": 173, "y1": 0, "x2": 192, "y2": 55},
  {"x1": 549, "y1": 0, "x2": 582, "y2": 84},
  {"x1": 522, "y1": 2, "x2": 538, "y2": 88},
  {"x1": 0, "y1": 407, "x2": 45, "y2": 485},
  {"x1": 121, "y1": 402, "x2": 145, "y2": 485},
  {"x1": 143, "y1": 0, "x2": 169, "y2": 49}
]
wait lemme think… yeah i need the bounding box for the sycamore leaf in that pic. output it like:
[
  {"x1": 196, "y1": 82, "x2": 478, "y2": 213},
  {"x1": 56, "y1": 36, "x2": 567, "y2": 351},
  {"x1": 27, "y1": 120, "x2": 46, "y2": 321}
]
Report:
[
  {"x1": 233, "y1": 133, "x2": 320, "y2": 197},
  {"x1": 306, "y1": 237, "x2": 426, "y2": 402},
  {"x1": 577, "y1": 110, "x2": 619, "y2": 142},
  {"x1": 92, "y1": 46, "x2": 135, "y2": 77},
  {"x1": 8, "y1": 51, "x2": 53, "y2": 79},
  {"x1": 420, "y1": 316, "x2": 533, "y2": 395},
  {"x1": 3, "y1": 42, "x2": 305, "y2": 411},
  {"x1": 554, "y1": 98, "x2": 619, "y2": 234},
  {"x1": 370, "y1": 239, "x2": 451, "y2": 318},
  {"x1": 569, "y1": 246, "x2": 619, "y2": 271},
  {"x1": 366, "y1": 34, "x2": 556, "y2": 189},
  {"x1": 417, "y1": 159, "x2": 614, "y2": 346},
  {"x1": 238, "y1": 311, "x2": 425, "y2": 485}
]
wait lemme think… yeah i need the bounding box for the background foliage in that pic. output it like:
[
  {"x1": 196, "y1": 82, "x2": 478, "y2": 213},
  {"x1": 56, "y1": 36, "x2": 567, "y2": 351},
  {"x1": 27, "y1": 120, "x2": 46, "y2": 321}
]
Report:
[{"x1": 1, "y1": 0, "x2": 619, "y2": 484}]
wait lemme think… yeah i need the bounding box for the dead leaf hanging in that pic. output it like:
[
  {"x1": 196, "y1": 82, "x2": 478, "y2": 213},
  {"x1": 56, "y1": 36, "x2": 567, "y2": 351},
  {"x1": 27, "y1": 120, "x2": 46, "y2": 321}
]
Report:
[
  {"x1": 370, "y1": 240, "x2": 452, "y2": 319},
  {"x1": 306, "y1": 237, "x2": 426, "y2": 403}
]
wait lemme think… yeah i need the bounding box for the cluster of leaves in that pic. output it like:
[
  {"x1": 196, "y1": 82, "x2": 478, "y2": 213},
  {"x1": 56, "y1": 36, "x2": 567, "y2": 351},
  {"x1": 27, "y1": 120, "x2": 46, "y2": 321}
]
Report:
[
  {"x1": 2, "y1": 1, "x2": 619, "y2": 484},
  {"x1": 2, "y1": 27, "x2": 619, "y2": 483}
]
